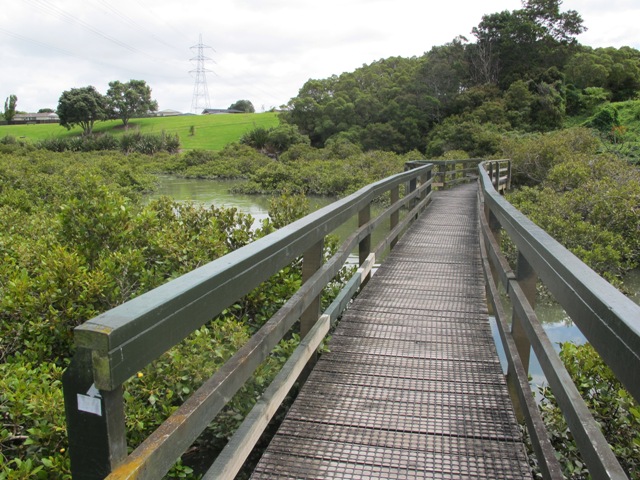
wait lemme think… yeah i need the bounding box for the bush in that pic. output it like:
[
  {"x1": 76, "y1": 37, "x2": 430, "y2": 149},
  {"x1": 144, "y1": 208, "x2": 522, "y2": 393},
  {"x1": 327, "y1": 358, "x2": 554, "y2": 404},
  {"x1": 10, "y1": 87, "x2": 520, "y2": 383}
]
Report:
[
  {"x1": 538, "y1": 343, "x2": 640, "y2": 479},
  {"x1": 506, "y1": 139, "x2": 640, "y2": 281},
  {"x1": 0, "y1": 359, "x2": 71, "y2": 479},
  {"x1": 36, "y1": 132, "x2": 181, "y2": 155},
  {"x1": 0, "y1": 150, "x2": 353, "y2": 478},
  {"x1": 500, "y1": 127, "x2": 600, "y2": 186}
]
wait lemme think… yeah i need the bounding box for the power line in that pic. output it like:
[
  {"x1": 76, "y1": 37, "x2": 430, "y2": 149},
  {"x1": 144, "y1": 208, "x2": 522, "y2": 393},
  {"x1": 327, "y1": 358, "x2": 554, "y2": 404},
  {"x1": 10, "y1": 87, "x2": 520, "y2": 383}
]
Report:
[
  {"x1": 92, "y1": 0, "x2": 186, "y2": 56},
  {"x1": 25, "y1": 0, "x2": 157, "y2": 61}
]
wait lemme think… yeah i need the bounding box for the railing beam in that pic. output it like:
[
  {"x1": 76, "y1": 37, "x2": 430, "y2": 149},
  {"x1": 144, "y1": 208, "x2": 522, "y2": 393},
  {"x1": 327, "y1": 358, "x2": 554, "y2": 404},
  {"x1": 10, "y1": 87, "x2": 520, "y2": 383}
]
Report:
[
  {"x1": 479, "y1": 228, "x2": 563, "y2": 479},
  {"x1": 63, "y1": 162, "x2": 443, "y2": 478},
  {"x1": 479, "y1": 160, "x2": 638, "y2": 479}
]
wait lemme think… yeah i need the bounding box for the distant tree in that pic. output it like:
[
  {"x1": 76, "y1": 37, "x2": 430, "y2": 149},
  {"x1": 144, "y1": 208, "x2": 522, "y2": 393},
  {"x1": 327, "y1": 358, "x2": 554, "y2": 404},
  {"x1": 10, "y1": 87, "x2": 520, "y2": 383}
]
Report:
[
  {"x1": 282, "y1": 56, "x2": 424, "y2": 151},
  {"x1": 564, "y1": 51, "x2": 610, "y2": 89},
  {"x1": 471, "y1": 0, "x2": 585, "y2": 87},
  {"x1": 57, "y1": 86, "x2": 107, "y2": 135},
  {"x1": 4, "y1": 95, "x2": 17, "y2": 123},
  {"x1": 229, "y1": 99, "x2": 255, "y2": 113},
  {"x1": 564, "y1": 46, "x2": 640, "y2": 100},
  {"x1": 106, "y1": 80, "x2": 158, "y2": 128},
  {"x1": 38, "y1": 108, "x2": 55, "y2": 113}
]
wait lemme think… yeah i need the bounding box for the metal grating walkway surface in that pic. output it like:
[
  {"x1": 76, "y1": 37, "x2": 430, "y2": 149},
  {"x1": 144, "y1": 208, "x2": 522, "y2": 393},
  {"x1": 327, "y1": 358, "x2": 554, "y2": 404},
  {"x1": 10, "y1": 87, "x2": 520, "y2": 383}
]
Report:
[{"x1": 251, "y1": 183, "x2": 531, "y2": 479}]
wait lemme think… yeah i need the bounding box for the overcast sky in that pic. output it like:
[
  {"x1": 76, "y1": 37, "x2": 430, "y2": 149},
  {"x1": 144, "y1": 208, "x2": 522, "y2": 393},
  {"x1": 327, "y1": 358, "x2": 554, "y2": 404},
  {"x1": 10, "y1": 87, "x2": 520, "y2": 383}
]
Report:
[{"x1": 2, "y1": 0, "x2": 639, "y2": 114}]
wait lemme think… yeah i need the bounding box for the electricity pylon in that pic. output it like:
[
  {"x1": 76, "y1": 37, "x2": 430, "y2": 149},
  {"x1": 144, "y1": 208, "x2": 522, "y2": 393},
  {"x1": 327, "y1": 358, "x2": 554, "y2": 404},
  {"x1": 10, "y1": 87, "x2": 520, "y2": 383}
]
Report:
[{"x1": 190, "y1": 34, "x2": 214, "y2": 114}]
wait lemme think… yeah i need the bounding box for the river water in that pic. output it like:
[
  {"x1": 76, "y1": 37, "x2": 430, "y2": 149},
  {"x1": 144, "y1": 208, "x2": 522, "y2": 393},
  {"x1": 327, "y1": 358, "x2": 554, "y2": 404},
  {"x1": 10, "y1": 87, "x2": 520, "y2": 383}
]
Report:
[{"x1": 149, "y1": 176, "x2": 640, "y2": 393}]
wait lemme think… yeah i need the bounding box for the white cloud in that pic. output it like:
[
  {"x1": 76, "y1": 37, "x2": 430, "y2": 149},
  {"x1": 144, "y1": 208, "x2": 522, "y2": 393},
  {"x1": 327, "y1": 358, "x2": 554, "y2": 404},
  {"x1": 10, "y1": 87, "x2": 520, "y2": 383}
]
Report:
[{"x1": 1, "y1": 0, "x2": 638, "y2": 114}]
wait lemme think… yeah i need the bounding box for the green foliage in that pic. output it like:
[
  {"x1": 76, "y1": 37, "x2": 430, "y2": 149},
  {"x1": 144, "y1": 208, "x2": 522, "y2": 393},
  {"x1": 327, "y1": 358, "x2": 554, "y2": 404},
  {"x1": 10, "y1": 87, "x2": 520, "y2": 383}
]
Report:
[
  {"x1": 56, "y1": 86, "x2": 107, "y2": 135},
  {"x1": 278, "y1": 2, "x2": 639, "y2": 154},
  {"x1": 4, "y1": 94, "x2": 17, "y2": 124},
  {"x1": 538, "y1": 343, "x2": 640, "y2": 479},
  {"x1": 471, "y1": 0, "x2": 585, "y2": 89},
  {"x1": 240, "y1": 124, "x2": 309, "y2": 158},
  {"x1": 585, "y1": 104, "x2": 620, "y2": 134},
  {"x1": 176, "y1": 144, "x2": 273, "y2": 178},
  {"x1": 0, "y1": 359, "x2": 70, "y2": 479},
  {"x1": 106, "y1": 80, "x2": 158, "y2": 128},
  {"x1": 229, "y1": 100, "x2": 255, "y2": 113},
  {"x1": 267, "y1": 191, "x2": 310, "y2": 229},
  {"x1": 36, "y1": 131, "x2": 180, "y2": 154},
  {"x1": 425, "y1": 117, "x2": 503, "y2": 157},
  {"x1": 505, "y1": 129, "x2": 640, "y2": 281},
  {"x1": 0, "y1": 148, "x2": 356, "y2": 478},
  {"x1": 501, "y1": 127, "x2": 600, "y2": 185},
  {"x1": 281, "y1": 56, "x2": 428, "y2": 152},
  {"x1": 232, "y1": 149, "x2": 408, "y2": 196}
]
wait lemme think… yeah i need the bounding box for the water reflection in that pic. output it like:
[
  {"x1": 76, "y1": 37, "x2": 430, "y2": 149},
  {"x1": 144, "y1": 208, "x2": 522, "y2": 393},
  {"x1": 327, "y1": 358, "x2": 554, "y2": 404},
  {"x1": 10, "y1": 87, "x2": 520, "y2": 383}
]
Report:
[{"x1": 148, "y1": 176, "x2": 273, "y2": 222}]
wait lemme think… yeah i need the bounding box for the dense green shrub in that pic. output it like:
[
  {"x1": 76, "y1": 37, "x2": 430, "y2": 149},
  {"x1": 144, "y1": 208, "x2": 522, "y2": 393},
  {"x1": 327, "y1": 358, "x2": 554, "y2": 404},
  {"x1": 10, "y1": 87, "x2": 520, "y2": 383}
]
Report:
[
  {"x1": 425, "y1": 117, "x2": 504, "y2": 158},
  {"x1": 0, "y1": 148, "x2": 353, "y2": 478},
  {"x1": 230, "y1": 150, "x2": 409, "y2": 196},
  {"x1": 240, "y1": 124, "x2": 309, "y2": 158},
  {"x1": 538, "y1": 343, "x2": 640, "y2": 479},
  {"x1": 506, "y1": 150, "x2": 640, "y2": 282},
  {"x1": 500, "y1": 127, "x2": 601, "y2": 185},
  {"x1": 36, "y1": 131, "x2": 180, "y2": 155},
  {"x1": 0, "y1": 359, "x2": 70, "y2": 479}
]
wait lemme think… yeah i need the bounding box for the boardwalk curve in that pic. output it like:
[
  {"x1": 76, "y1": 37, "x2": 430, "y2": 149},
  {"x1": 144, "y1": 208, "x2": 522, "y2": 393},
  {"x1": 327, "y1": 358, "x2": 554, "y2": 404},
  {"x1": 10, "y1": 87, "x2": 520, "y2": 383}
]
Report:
[{"x1": 252, "y1": 183, "x2": 531, "y2": 479}]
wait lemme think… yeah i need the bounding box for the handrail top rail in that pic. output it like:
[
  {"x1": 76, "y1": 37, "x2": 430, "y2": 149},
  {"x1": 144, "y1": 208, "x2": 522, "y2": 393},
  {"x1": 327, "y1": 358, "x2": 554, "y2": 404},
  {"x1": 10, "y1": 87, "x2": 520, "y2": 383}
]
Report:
[
  {"x1": 478, "y1": 162, "x2": 640, "y2": 334},
  {"x1": 75, "y1": 163, "x2": 433, "y2": 354},
  {"x1": 406, "y1": 158, "x2": 484, "y2": 166},
  {"x1": 478, "y1": 161, "x2": 640, "y2": 403}
]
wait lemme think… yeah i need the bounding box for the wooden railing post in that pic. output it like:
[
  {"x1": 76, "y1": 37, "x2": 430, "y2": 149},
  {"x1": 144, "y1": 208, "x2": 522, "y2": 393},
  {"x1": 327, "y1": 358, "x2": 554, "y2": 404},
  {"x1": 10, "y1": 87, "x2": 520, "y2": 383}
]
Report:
[
  {"x1": 62, "y1": 348, "x2": 127, "y2": 479},
  {"x1": 507, "y1": 252, "x2": 537, "y2": 416},
  {"x1": 299, "y1": 238, "x2": 325, "y2": 376},
  {"x1": 300, "y1": 238, "x2": 325, "y2": 340},
  {"x1": 390, "y1": 185, "x2": 399, "y2": 249},
  {"x1": 483, "y1": 203, "x2": 503, "y2": 318},
  {"x1": 441, "y1": 163, "x2": 448, "y2": 188},
  {"x1": 359, "y1": 203, "x2": 372, "y2": 282},
  {"x1": 490, "y1": 161, "x2": 494, "y2": 189}
]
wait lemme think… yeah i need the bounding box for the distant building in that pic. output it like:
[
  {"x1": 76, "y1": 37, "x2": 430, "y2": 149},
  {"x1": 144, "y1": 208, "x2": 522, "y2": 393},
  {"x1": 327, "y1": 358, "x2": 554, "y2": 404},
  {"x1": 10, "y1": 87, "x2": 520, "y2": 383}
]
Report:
[
  {"x1": 12, "y1": 112, "x2": 60, "y2": 124},
  {"x1": 201, "y1": 108, "x2": 244, "y2": 114},
  {"x1": 154, "y1": 109, "x2": 183, "y2": 117}
]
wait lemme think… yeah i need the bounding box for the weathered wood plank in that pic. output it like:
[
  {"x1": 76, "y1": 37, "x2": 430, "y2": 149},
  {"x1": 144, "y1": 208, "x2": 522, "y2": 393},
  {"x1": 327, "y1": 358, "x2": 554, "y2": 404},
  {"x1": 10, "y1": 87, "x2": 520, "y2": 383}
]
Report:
[
  {"x1": 251, "y1": 183, "x2": 531, "y2": 479},
  {"x1": 203, "y1": 315, "x2": 330, "y2": 480}
]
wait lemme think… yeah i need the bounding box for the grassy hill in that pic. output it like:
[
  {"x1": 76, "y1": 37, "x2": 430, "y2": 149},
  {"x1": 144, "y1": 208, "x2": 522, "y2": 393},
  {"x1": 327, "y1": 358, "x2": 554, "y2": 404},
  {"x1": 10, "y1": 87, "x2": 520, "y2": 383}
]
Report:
[{"x1": 0, "y1": 112, "x2": 280, "y2": 151}]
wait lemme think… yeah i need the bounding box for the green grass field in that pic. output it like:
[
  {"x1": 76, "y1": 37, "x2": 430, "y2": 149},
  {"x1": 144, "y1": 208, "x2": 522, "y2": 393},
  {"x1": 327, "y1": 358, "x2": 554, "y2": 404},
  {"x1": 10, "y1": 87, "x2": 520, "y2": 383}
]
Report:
[{"x1": 0, "y1": 112, "x2": 280, "y2": 151}]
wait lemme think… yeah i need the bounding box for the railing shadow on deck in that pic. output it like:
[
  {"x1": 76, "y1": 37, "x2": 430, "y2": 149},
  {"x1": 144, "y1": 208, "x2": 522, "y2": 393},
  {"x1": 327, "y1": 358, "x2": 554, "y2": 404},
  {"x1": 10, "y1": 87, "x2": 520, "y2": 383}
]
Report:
[
  {"x1": 479, "y1": 160, "x2": 640, "y2": 480},
  {"x1": 62, "y1": 161, "x2": 440, "y2": 479}
]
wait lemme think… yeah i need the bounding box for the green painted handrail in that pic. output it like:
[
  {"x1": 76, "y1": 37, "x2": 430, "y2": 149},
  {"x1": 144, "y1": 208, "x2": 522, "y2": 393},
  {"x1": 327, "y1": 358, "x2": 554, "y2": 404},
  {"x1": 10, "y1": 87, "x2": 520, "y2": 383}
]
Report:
[
  {"x1": 479, "y1": 160, "x2": 639, "y2": 479},
  {"x1": 62, "y1": 162, "x2": 434, "y2": 479}
]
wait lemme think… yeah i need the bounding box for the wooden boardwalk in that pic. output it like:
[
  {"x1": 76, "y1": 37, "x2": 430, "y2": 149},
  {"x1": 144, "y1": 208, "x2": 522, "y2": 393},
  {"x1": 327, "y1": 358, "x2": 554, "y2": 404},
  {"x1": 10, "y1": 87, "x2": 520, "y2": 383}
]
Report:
[{"x1": 251, "y1": 183, "x2": 531, "y2": 479}]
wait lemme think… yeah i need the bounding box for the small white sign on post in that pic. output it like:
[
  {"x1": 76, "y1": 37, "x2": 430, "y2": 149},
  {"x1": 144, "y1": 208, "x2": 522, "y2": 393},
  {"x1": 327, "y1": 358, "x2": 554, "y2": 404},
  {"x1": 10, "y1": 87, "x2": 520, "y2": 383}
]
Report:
[{"x1": 77, "y1": 383, "x2": 102, "y2": 416}]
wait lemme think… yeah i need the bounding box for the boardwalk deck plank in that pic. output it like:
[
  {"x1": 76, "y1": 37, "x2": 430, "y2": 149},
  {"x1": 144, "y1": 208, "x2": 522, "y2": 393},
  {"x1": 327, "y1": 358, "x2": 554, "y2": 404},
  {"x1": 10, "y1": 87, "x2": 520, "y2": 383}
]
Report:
[{"x1": 251, "y1": 183, "x2": 531, "y2": 479}]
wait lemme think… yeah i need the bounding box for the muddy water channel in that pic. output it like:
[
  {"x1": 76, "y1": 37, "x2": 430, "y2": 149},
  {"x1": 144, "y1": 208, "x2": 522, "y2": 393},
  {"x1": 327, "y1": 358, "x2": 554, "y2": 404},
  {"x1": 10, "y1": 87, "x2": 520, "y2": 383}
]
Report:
[{"x1": 149, "y1": 176, "x2": 640, "y2": 392}]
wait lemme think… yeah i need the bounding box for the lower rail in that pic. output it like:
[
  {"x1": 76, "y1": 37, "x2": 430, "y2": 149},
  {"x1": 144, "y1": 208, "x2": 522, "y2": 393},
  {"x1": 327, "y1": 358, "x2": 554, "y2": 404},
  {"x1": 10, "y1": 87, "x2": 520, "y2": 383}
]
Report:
[
  {"x1": 479, "y1": 160, "x2": 640, "y2": 479},
  {"x1": 62, "y1": 162, "x2": 435, "y2": 479}
]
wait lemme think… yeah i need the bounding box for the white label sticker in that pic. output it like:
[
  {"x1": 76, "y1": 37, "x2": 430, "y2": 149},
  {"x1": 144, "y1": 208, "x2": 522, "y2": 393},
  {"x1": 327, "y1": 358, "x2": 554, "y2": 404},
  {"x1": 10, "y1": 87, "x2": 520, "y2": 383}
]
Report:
[{"x1": 77, "y1": 393, "x2": 102, "y2": 416}]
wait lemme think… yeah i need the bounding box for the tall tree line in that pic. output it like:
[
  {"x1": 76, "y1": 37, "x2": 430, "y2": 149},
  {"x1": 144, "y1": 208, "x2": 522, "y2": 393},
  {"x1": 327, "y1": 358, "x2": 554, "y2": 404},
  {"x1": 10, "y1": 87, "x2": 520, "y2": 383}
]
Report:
[{"x1": 281, "y1": 0, "x2": 640, "y2": 155}]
